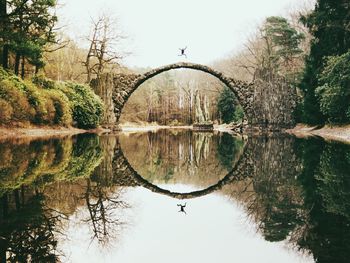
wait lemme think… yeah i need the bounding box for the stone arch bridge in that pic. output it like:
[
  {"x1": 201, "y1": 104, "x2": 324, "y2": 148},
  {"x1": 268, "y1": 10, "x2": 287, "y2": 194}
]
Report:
[{"x1": 92, "y1": 62, "x2": 297, "y2": 129}]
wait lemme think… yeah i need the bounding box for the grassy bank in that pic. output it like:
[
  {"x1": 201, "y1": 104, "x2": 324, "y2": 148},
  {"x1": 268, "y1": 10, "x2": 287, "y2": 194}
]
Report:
[{"x1": 0, "y1": 67, "x2": 103, "y2": 129}]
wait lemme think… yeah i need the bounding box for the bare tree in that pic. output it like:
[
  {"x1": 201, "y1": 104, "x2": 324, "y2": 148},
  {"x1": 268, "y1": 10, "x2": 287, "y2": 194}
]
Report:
[
  {"x1": 84, "y1": 179, "x2": 129, "y2": 246},
  {"x1": 84, "y1": 13, "x2": 125, "y2": 83}
]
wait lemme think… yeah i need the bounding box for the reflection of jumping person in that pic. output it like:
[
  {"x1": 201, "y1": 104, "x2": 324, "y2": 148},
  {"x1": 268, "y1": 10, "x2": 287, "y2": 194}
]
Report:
[
  {"x1": 177, "y1": 203, "x2": 187, "y2": 214},
  {"x1": 178, "y1": 46, "x2": 187, "y2": 58}
]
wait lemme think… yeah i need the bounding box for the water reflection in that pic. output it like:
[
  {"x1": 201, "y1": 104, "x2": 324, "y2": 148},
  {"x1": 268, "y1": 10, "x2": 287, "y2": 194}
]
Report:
[
  {"x1": 116, "y1": 130, "x2": 254, "y2": 199},
  {"x1": 0, "y1": 135, "x2": 103, "y2": 194},
  {"x1": 0, "y1": 135, "x2": 128, "y2": 262},
  {"x1": 119, "y1": 130, "x2": 245, "y2": 190},
  {"x1": 0, "y1": 132, "x2": 349, "y2": 262}
]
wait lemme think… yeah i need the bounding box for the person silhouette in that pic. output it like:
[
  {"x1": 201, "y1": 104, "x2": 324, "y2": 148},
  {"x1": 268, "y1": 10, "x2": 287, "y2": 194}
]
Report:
[
  {"x1": 178, "y1": 47, "x2": 187, "y2": 58},
  {"x1": 177, "y1": 203, "x2": 187, "y2": 214}
]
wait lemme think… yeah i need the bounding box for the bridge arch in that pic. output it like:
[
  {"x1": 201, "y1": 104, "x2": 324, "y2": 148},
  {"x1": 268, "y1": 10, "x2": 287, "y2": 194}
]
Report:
[{"x1": 111, "y1": 62, "x2": 255, "y2": 125}]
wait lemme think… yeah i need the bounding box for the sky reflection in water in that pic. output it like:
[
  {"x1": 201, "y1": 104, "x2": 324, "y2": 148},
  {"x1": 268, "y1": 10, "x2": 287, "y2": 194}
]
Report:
[
  {"x1": 60, "y1": 185, "x2": 313, "y2": 263},
  {"x1": 2, "y1": 130, "x2": 350, "y2": 262}
]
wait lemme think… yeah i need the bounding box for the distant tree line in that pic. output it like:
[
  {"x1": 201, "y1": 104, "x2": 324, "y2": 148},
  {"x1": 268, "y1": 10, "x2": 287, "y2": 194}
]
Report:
[{"x1": 120, "y1": 71, "x2": 241, "y2": 125}]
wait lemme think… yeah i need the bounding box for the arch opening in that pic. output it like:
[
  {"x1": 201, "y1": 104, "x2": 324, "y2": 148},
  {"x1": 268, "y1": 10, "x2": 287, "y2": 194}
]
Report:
[{"x1": 116, "y1": 62, "x2": 253, "y2": 126}]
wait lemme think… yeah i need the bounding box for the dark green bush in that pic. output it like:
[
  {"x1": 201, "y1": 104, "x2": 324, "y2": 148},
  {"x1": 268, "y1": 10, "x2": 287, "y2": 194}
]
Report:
[
  {"x1": 217, "y1": 86, "x2": 244, "y2": 123},
  {"x1": 57, "y1": 82, "x2": 104, "y2": 129},
  {"x1": 44, "y1": 89, "x2": 72, "y2": 126},
  {"x1": 315, "y1": 51, "x2": 350, "y2": 123}
]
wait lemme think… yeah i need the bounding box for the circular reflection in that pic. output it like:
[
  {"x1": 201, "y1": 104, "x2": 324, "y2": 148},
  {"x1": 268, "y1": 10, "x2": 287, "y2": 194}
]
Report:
[{"x1": 119, "y1": 130, "x2": 249, "y2": 199}]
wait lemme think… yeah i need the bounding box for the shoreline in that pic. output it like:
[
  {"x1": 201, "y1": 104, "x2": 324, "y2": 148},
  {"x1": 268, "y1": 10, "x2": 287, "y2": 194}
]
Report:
[
  {"x1": 287, "y1": 124, "x2": 350, "y2": 144},
  {"x1": 0, "y1": 126, "x2": 108, "y2": 141},
  {"x1": 0, "y1": 124, "x2": 349, "y2": 144},
  {"x1": 119, "y1": 125, "x2": 193, "y2": 132}
]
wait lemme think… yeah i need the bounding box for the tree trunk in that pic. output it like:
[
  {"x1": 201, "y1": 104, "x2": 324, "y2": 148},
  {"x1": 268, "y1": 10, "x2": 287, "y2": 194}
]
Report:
[
  {"x1": 194, "y1": 90, "x2": 205, "y2": 123},
  {"x1": 2, "y1": 46, "x2": 8, "y2": 69},
  {"x1": 14, "y1": 53, "x2": 20, "y2": 75},
  {"x1": 14, "y1": 189, "x2": 20, "y2": 210},
  {"x1": 21, "y1": 56, "x2": 25, "y2": 79},
  {"x1": 203, "y1": 95, "x2": 210, "y2": 122},
  {"x1": 0, "y1": 0, "x2": 8, "y2": 69},
  {"x1": 21, "y1": 185, "x2": 25, "y2": 206},
  {"x1": 1, "y1": 194, "x2": 8, "y2": 219}
]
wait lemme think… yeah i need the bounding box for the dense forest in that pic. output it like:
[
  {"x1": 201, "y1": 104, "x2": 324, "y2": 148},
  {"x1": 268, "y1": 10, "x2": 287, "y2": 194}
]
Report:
[{"x1": 0, "y1": 0, "x2": 349, "y2": 128}]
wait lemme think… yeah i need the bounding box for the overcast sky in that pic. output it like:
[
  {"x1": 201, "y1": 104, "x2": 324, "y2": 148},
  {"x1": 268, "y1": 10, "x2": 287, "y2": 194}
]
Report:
[{"x1": 58, "y1": 0, "x2": 313, "y2": 68}]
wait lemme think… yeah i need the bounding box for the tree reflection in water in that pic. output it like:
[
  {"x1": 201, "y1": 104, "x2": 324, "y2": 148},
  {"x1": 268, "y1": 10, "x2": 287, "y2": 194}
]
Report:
[
  {"x1": 226, "y1": 135, "x2": 350, "y2": 263},
  {"x1": 119, "y1": 130, "x2": 244, "y2": 189},
  {"x1": 0, "y1": 188, "x2": 66, "y2": 262},
  {"x1": 0, "y1": 132, "x2": 350, "y2": 262},
  {"x1": 83, "y1": 178, "x2": 129, "y2": 246},
  {"x1": 0, "y1": 135, "x2": 130, "y2": 261}
]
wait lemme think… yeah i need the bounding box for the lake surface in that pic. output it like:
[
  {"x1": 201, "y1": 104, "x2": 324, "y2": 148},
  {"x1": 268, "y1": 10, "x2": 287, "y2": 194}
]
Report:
[{"x1": 0, "y1": 130, "x2": 350, "y2": 262}]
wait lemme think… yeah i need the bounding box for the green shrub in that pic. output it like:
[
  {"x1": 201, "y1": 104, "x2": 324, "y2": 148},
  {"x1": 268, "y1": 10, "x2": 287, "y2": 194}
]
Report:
[
  {"x1": 316, "y1": 84, "x2": 349, "y2": 123},
  {"x1": 0, "y1": 79, "x2": 36, "y2": 121},
  {"x1": 0, "y1": 67, "x2": 9, "y2": 80},
  {"x1": 32, "y1": 74, "x2": 56, "y2": 89},
  {"x1": 0, "y1": 72, "x2": 56, "y2": 124},
  {"x1": 0, "y1": 67, "x2": 103, "y2": 128},
  {"x1": 57, "y1": 82, "x2": 104, "y2": 129},
  {"x1": 44, "y1": 89, "x2": 72, "y2": 126},
  {"x1": 22, "y1": 81, "x2": 54, "y2": 124},
  {"x1": 0, "y1": 98, "x2": 13, "y2": 123},
  {"x1": 315, "y1": 51, "x2": 350, "y2": 123}
]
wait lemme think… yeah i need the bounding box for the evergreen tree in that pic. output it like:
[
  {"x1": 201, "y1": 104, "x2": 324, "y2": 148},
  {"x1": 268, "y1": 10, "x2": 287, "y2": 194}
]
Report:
[
  {"x1": 299, "y1": 0, "x2": 350, "y2": 124},
  {"x1": 217, "y1": 87, "x2": 242, "y2": 124},
  {"x1": 262, "y1": 16, "x2": 305, "y2": 80},
  {"x1": 253, "y1": 16, "x2": 305, "y2": 82},
  {"x1": 0, "y1": 0, "x2": 58, "y2": 76}
]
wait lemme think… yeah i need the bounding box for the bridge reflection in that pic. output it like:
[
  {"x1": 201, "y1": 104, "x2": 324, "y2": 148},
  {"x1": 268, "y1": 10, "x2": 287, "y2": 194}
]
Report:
[
  {"x1": 113, "y1": 135, "x2": 253, "y2": 199},
  {"x1": 1, "y1": 133, "x2": 350, "y2": 262}
]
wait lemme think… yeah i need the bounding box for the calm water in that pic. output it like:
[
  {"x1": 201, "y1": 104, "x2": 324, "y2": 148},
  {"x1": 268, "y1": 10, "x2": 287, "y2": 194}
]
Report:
[{"x1": 0, "y1": 130, "x2": 350, "y2": 262}]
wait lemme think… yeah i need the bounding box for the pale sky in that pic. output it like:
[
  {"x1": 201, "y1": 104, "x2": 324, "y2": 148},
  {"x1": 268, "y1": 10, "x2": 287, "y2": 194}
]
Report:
[{"x1": 58, "y1": 0, "x2": 313, "y2": 68}]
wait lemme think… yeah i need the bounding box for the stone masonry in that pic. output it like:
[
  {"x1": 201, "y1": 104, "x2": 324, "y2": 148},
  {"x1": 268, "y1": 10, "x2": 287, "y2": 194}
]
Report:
[{"x1": 93, "y1": 62, "x2": 296, "y2": 130}]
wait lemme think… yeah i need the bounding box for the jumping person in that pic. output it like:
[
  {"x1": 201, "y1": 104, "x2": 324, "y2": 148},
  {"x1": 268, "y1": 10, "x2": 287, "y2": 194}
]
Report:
[
  {"x1": 178, "y1": 46, "x2": 187, "y2": 58},
  {"x1": 177, "y1": 203, "x2": 187, "y2": 214}
]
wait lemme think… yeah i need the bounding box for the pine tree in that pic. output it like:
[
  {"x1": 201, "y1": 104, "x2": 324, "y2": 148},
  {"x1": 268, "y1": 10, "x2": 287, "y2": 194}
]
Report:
[
  {"x1": 0, "y1": 0, "x2": 58, "y2": 76},
  {"x1": 217, "y1": 87, "x2": 238, "y2": 124},
  {"x1": 263, "y1": 16, "x2": 304, "y2": 75}
]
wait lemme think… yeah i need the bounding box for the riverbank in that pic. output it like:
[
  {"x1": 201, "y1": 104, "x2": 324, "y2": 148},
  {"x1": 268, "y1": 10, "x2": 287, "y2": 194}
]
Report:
[
  {"x1": 120, "y1": 124, "x2": 192, "y2": 132},
  {"x1": 288, "y1": 124, "x2": 350, "y2": 144},
  {"x1": 120, "y1": 124, "x2": 239, "y2": 133},
  {"x1": 0, "y1": 126, "x2": 108, "y2": 141},
  {"x1": 2, "y1": 123, "x2": 349, "y2": 144}
]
